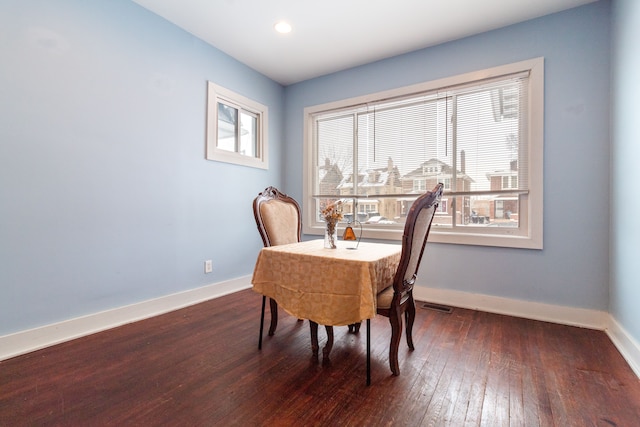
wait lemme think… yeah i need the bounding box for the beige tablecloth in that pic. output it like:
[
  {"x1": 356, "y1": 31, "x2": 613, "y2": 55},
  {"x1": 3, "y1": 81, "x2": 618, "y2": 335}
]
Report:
[{"x1": 251, "y1": 240, "x2": 401, "y2": 326}]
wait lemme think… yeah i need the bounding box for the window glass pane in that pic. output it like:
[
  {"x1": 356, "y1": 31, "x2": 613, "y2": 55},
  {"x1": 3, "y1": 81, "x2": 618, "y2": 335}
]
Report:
[
  {"x1": 471, "y1": 187, "x2": 515, "y2": 226},
  {"x1": 359, "y1": 98, "x2": 452, "y2": 192},
  {"x1": 455, "y1": 82, "x2": 523, "y2": 193},
  {"x1": 217, "y1": 102, "x2": 237, "y2": 152},
  {"x1": 240, "y1": 111, "x2": 257, "y2": 157},
  {"x1": 317, "y1": 114, "x2": 353, "y2": 196},
  {"x1": 316, "y1": 114, "x2": 353, "y2": 220},
  {"x1": 452, "y1": 80, "x2": 524, "y2": 228},
  {"x1": 354, "y1": 98, "x2": 452, "y2": 224},
  {"x1": 437, "y1": 194, "x2": 519, "y2": 227}
]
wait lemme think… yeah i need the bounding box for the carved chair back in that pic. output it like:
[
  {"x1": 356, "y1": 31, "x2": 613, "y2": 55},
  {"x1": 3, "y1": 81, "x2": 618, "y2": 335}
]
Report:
[{"x1": 253, "y1": 186, "x2": 301, "y2": 247}]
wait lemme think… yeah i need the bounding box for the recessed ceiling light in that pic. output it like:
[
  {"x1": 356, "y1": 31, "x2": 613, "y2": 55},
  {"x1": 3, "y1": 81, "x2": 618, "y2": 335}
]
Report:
[{"x1": 274, "y1": 21, "x2": 292, "y2": 34}]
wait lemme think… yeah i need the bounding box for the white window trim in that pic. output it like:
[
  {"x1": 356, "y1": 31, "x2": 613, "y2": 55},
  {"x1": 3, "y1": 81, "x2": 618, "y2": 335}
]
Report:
[
  {"x1": 302, "y1": 57, "x2": 544, "y2": 249},
  {"x1": 206, "y1": 82, "x2": 269, "y2": 170}
]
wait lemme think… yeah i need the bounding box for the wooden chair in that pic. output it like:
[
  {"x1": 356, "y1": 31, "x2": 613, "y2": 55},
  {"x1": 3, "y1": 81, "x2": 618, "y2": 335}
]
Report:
[
  {"x1": 253, "y1": 186, "x2": 302, "y2": 349},
  {"x1": 366, "y1": 183, "x2": 443, "y2": 384},
  {"x1": 253, "y1": 186, "x2": 340, "y2": 357}
]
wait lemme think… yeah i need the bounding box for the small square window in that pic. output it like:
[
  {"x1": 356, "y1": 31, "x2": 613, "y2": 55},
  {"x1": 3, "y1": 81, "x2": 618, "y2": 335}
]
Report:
[{"x1": 206, "y1": 82, "x2": 268, "y2": 169}]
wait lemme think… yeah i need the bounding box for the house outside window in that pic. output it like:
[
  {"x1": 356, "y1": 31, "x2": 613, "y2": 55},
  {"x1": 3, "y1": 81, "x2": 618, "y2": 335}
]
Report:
[{"x1": 303, "y1": 58, "x2": 544, "y2": 249}]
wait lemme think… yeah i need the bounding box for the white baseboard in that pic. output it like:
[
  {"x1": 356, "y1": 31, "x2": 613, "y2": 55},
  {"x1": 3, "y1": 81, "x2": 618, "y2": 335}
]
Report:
[
  {"x1": 605, "y1": 316, "x2": 640, "y2": 378},
  {"x1": 0, "y1": 276, "x2": 252, "y2": 362},
  {"x1": 413, "y1": 286, "x2": 609, "y2": 330},
  {"x1": 414, "y1": 286, "x2": 640, "y2": 378}
]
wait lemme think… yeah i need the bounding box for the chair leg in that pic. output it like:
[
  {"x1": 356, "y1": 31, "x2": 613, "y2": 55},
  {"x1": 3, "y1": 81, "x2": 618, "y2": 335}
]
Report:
[
  {"x1": 309, "y1": 321, "x2": 319, "y2": 358},
  {"x1": 405, "y1": 297, "x2": 416, "y2": 351},
  {"x1": 388, "y1": 308, "x2": 403, "y2": 376},
  {"x1": 366, "y1": 319, "x2": 371, "y2": 386},
  {"x1": 258, "y1": 295, "x2": 266, "y2": 350},
  {"x1": 322, "y1": 326, "x2": 334, "y2": 359},
  {"x1": 268, "y1": 298, "x2": 278, "y2": 336},
  {"x1": 348, "y1": 322, "x2": 362, "y2": 333}
]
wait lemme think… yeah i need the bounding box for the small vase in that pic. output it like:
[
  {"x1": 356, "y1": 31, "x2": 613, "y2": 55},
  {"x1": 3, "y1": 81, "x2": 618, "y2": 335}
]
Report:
[{"x1": 324, "y1": 222, "x2": 338, "y2": 249}]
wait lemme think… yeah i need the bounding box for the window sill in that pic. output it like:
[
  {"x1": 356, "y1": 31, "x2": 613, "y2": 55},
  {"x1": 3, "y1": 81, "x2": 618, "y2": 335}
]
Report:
[{"x1": 303, "y1": 224, "x2": 542, "y2": 250}]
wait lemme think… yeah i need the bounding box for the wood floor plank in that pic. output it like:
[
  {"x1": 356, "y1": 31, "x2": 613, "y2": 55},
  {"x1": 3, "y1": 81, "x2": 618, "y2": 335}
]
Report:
[
  {"x1": 454, "y1": 310, "x2": 498, "y2": 426},
  {"x1": 1, "y1": 289, "x2": 639, "y2": 426},
  {"x1": 501, "y1": 315, "x2": 527, "y2": 426},
  {"x1": 388, "y1": 309, "x2": 458, "y2": 426},
  {"x1": 479, "y1": 314, "x2": 511, "y2": 427},
  {"x1": 421, "y1": 312, "x2": 474, "y2": 425}
]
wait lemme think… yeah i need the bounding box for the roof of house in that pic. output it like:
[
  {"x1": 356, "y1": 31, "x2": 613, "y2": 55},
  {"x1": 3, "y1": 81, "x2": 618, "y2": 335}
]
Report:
[
  {"x1": 337, "y1": 166, "x2": 401, "y2": 190},
  {"x1": 403, "y1": 158, "x2": 475, "y2": 182}
]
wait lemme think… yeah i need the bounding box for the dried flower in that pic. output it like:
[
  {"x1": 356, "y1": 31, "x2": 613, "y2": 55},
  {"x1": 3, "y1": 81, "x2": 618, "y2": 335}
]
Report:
[{"x1": 320, "y1": 200, "x2": 343, "y2": 224}]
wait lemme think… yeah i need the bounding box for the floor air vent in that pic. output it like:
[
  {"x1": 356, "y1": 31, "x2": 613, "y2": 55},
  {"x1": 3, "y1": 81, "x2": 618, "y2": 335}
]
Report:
[{"x1": 420, "y1": 302, "x2": 453, "y2": 313}]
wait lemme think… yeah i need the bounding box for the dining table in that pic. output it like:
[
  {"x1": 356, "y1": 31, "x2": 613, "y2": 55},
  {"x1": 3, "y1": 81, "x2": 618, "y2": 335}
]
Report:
[{"x1": 251, "y1": 238, "x2": 402, "y2": 358}]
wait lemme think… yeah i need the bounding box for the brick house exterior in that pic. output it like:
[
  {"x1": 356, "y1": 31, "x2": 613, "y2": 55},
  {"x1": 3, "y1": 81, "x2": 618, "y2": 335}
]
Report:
[{"x1": 336, "y1": 158, "x2": 402, "y2": 221}]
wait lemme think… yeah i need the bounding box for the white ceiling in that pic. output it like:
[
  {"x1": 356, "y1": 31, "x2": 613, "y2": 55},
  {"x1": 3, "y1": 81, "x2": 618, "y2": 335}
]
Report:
[{"x1": 131, "y1": 0, "x2": 597, "y2": 86}]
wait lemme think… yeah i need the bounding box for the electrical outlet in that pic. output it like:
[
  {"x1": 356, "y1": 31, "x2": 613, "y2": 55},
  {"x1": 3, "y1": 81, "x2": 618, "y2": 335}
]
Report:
[{"x1": 204, "y1": 260, "x2": 213, "y2": 273}]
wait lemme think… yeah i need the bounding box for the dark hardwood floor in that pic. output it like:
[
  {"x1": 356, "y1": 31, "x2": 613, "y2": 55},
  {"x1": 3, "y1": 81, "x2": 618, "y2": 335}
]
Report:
[{"x1": 1, "y1": 289, "x2": 639, "y2": 426}]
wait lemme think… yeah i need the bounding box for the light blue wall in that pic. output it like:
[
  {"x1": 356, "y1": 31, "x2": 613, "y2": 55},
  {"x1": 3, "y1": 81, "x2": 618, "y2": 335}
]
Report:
[
  {"x1": 0, "y1": 0, "x2": 284, "y2": 335},
  {"x1": 285, "y1": 2, "x2": 611, "y2": 310},
  {"x1": 611, "y1": 0, "x2": 640, "y2": 343}
]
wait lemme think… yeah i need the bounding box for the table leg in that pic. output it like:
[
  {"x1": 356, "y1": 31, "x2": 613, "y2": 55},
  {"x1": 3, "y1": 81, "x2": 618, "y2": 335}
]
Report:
[
  {"x1": 258, "y1": 296, "x2": 266, "y2": 350},
  {"x1": 366, "y1": 319, "x2": 371, "y2": 386},
  {"x1": 322, "y1": 326, "x2": 334, "y2": 359},
  {"x1": 309, "y1": 321, "x2": 319, "y2": 358},
  {"x1": 348, "y1": 322, "x2": 362, "y2": 334}
]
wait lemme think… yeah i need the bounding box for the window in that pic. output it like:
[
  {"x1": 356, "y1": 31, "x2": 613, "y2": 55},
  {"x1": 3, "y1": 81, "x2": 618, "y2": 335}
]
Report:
[
  {"x1": 500, "y1": 175, "x2": 518, "y2": 189},
  {"x1": 413, "y1": 178, "x2": 426, "y2": 192},
  {"x1": 303, "y1": 58, "x2": 544, "y2": 249},
  {"x1": 438, "y1": 199, "x2": 449, "y2": 214},
  {"x1": 206, "y1": 82, "x2": 268, "y2": 169}
]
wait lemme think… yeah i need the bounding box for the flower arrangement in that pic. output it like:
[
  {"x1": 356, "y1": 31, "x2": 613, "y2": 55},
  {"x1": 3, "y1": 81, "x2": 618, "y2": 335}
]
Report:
[
  {"x1": 321, "y1": 200, "x2": 343, "y2": 223},
  {"x1": 320, "y1": 201, "x2": 343, "y2": 248}
]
